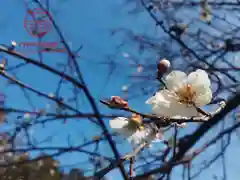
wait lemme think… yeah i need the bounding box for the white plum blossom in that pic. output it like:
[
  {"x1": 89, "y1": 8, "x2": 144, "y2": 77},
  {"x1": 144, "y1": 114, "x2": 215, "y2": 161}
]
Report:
[
  {"x1": 109, "y1": 117, "x2": 158, "y2": 146},
  {"x1": 146, "y1": 69, "x2": 212, "y2": 118}
]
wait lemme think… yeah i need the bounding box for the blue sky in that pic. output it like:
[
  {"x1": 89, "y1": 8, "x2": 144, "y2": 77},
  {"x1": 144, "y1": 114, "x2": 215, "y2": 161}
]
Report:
[
  {"x1": 0, "y1": 0, "x2": 154, "y2": 179},
  {"x1": 0, "y1": 0, "x2": 239, "y2": 180}
]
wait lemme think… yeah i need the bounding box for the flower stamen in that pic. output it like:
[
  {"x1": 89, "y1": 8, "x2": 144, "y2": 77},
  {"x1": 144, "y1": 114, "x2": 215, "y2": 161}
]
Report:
[{"x1": 177, "y1": 84, "x2": 196, "y2": 105}]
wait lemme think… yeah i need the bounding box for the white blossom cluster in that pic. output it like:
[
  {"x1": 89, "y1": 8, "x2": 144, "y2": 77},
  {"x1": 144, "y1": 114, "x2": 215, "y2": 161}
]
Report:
[{"x1": 109, "y1": 59, "x2": 213, "y2": 147}]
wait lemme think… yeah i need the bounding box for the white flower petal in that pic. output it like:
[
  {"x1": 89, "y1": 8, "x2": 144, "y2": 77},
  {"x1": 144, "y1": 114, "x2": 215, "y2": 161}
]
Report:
[
  {"x1": 166, "y1": 71, "x2": 187, "y2": 92},
  {"x1": 109, "y1": 117, "x2": 135, "y2": 137},
  {"x1": 146, "y1": 90, "x2": 177, "y2": 116},
  {"x1": 151, "y1": 104, "x2": 175, "y2": 117},
  {"x1": 148, "y1": 69, "x2": 212, "y2": 118},
  {"x1": 146, "y1": 90, "x2": 173, "y2": 105},
  {"x1": 128, "y1": 130, "x2": 146, "y2": 145},
  {"x1": 147, "y1": 90, "x2": 199, "y2": 117},
  {"x1": 170, "y1": 101, "x2": 199, "y2": 117},
  {"x1": 187, "y1": 69, "x2": 211, "y2": 95},
  {"x1": 186, "y1": 69, "x2": 212, "y2": 106},
  {"x1": 194, "y1": 88, "x2": 212, "y2": 106},
  {"x1": 145, "y1": 95, "x2": 157, "y2": 105},
  {"x1": 128, "y1": 128, "x2": 156, "y2": 145},
  {"x1": 109, "y1": 117, "x2": 128, "y2": 129}
]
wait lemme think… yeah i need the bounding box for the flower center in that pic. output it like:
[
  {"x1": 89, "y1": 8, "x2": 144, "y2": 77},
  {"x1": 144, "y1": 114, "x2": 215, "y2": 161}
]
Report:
[
  {"x1": 177, "y1": 84, "x2": 196, "y2": 105},
  {"x1": 128, "y1": 120, "x2": 144, "y2": 131}
]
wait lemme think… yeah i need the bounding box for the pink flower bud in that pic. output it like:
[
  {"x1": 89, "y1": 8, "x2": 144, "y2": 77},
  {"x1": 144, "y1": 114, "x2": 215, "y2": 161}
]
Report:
[
  {"x1": 110, "y1": 96, "x2": 128, "y2": 108},
  {"x1": 157, "y1": 59, "x2": 171, "y2": 73},
  {"x1": 157, "y1": 59, "x2": 171, "y2": 74}
]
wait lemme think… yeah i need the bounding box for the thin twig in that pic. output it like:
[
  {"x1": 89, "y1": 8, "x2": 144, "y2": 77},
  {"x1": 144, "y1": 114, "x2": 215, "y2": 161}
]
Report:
[{"x1": 129, "y1": 157, "x2": 135, "y2": 180}]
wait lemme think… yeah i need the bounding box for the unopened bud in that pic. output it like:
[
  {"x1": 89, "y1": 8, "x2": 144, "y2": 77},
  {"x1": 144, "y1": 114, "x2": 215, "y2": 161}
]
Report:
[
  {"x1": 110, "y1": 96, "x2": 128, "y2": 108},
  {"x1": 0, "y1": 59, "x2": 7, "y2": 73},
  {"x1": 157, "y1": 59, "x2": 171, "y2": 74},
  {"x1": 121, "y1": 85, "x2": 128, "y2": 92},
  {"x1": 0, "y1": 64, "x2": 4, "y2": 70},
  {"x1": 11, "y1": 41, "x2": 17, "y2": 47},
  {"x1": 8, "y1": 41, "x2": 17, "y2": 51}
]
